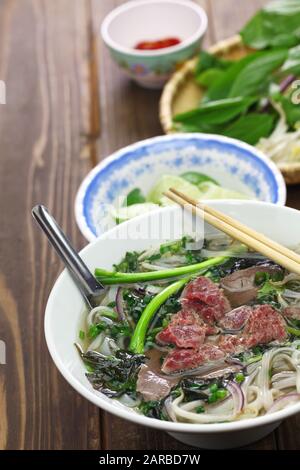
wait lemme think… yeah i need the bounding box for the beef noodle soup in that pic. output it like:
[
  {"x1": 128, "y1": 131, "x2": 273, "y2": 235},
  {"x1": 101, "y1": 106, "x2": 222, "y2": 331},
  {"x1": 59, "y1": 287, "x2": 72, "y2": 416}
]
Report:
[{"x1": 76, "y1": 235, "x2": 300, "y2": 423}]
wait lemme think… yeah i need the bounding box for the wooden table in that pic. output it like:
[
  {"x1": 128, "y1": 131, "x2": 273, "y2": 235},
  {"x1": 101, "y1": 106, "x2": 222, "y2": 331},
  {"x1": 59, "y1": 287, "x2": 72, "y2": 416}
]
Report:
[{"x1": 0, "y1": 0, "x2": 299, "y2": 450}]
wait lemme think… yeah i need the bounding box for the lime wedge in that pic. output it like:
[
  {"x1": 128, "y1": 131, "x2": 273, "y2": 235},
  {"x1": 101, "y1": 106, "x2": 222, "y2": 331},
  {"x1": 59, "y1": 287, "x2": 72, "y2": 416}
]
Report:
[
  {"x1": 181, "y1": 171, "x2": 220, "y2": 186},
  {"x1": 197, "y1": 182, "x2": 250, "y2": 199},
  {"x1": 147, "y1": 175, "x2": 203, "y2": 204}
]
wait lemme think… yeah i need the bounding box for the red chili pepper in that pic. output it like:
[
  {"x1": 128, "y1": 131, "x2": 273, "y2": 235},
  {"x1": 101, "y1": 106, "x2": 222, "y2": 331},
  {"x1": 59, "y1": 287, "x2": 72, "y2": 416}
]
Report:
[{"x1": 135, "y1": 37, "x2": 181, "y2": 51}]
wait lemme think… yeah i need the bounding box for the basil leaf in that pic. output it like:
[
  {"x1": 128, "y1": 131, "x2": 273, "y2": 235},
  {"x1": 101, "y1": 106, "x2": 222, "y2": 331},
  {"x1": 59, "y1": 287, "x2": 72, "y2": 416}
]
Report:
[
  {"x1": 222, "y1": 113, "x2": 275, "y2": 145},
  {"x1": 173, "y1": 96, "x2": 257, "y2": 128},
  {"x1": 240, "y1": 11, "x2": 268, "y2": 50},
  {"x1": 205, "y1": 54, "x2": 261, "y2": 101},
  {"x1": 195, "y1": 51, "x2": 232, "y2": 76},
  {"x1": 124, "y1": 188, "x2": 146, "y2": 206},
  {"x1": 229, "y1": 49, "x2": 288, "y2": 98},
  {"x1": 280, "y1": 45, "x2": 300, "y2": 76},
  {"x1": 196, "y1": 68, "x2": 224, "y2": 87},
  {"x1": 274, "y1": 93, "x2": 300, "y2": 128},
  {"x1": 241, "y1": 1, "x2": 300, "y2": 49}
]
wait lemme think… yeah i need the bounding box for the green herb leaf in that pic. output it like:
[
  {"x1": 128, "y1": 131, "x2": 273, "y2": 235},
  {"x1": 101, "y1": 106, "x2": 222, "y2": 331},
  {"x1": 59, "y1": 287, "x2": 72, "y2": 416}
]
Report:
[
  {"x1": 241, "y1": 1, "x2": 300, "y2": 49},
  {"x1": 195, "y1": 405, "x2": 205, "y2": 413},
  {"x1": 124, "y1": 188, "x2": 146, "y2": 207},
  {"x1": 205, "y1": 53, "x2": 265, "y2": 101},
  {"x1": 181, "y1": 171, "x2": 220, "y2": 186},
  {"x1": 195, "y1": 50, "x2": 232, "y2": 78},
  {"x1": 83, "y1": 349, "x2": 145, "y2": 398},
  {"x1": 79, "y1": 330, "x2": 85, "y2": 340},
  {"x1": 254, "y1": 271, "x2": 270, "y2": 286},
  {"x1": 113, "y1": 251, "x2": 140, "y2": 273},
  {"x1": 173, "y1": 97, "x2": 258, "y2": 129},
  {"x1": 139, "y1": 400, "x2": 166, "y2": 420},
  {"x1": 280, "y1": 45, "x2": 300, "y2": 76},
  {"x1": 274, "y1": 93, "x2": 300, "y2": 128},
  {"x1": 88, "y1": 321, "x2": 107, "y2": 339},
  {"x1": 222, "y1": 113, "x2": 275, "y2": 145},
  {"x1": 229, "y1": 49, "x2": 288, "y2": 98},
  {"x1": 235, "y1": 373, "x2": 245, "y2": 384},
  {"x1": 196, "y1": 68, "x2": 224, "y2": 87}
]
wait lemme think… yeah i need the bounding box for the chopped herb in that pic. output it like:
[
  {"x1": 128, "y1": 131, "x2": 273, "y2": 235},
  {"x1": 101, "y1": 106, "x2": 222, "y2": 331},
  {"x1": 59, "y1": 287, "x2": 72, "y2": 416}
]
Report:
[
  {"x1": 147, "y1": 253, "x2": 162, "y2": 262},
  {"x1": 123, "y1": 188, "x2": 146, "y2": 207},
  {"x1": 208, "y1": 387, "x2": 227, "y2": 404},
  {"x1": 123, "y1": 289, "x2": 154, "y2": 323},
  {"x1": 209, "y1": 383, "x2": 218, "y2": 393},
  {"x1": 138, "y1": 400, "x2": 167, "y2": 420},
  {"x1": 195, "y1": 405, "x2": 205, "y2": 414},
  {"x1": 113, "y1": 251, "x2": 140, "y2": 273},
  {"x1": 79, "y1": 330, "x2": 85, "y2": 340},
  {"x1": 271, "y1": 270, "x2": 284, "y2": 282},
  {"x1": 257, "y1": 279, "x2": 283, "y2": 308},
  {"x1": 171, "y1": 388, "x2": 182, "y2": 398},
  {"x1": 88, "y1": 321, "x2": 107, "y2": 339},
  {"x1": 254, "y1": 271, "x2": 269, "y2": 286},
  {"x1": 235, "y1": 373, "x2": 245, "y2": 384},
  {"x1": 159, "y1": 240, "x2": 182, "y2": 255}
]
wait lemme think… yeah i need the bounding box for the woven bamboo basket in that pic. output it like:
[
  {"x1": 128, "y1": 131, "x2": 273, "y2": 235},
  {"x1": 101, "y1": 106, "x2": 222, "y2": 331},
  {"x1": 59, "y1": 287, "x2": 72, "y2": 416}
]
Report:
[{"x1": 159, "y1": 35, "x2": 300, "y2": 185}]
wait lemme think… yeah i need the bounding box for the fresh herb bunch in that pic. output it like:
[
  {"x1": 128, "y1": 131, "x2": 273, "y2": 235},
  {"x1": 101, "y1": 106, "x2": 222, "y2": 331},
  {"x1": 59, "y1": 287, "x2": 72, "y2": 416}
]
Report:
[
  {"x1": 82, "y1": 349, "x2": 145, "y2": 398},
  {"x1": 173, "y1": 1, "x2": 300, "y2": 145}
]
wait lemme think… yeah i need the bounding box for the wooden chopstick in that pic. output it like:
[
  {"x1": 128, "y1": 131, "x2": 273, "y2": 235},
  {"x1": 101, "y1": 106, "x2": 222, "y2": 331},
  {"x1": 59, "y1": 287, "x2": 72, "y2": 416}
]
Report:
[
  {"x1": 169, "y1": 188, "x2": 300, "y2": 265},
  {"x1": 164, "y1": 188, "x2": 300, "y2": 276}
]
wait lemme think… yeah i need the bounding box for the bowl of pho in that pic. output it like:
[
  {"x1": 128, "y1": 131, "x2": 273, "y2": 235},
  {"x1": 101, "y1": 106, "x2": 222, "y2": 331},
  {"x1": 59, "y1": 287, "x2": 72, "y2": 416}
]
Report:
[{"x1": 45, "y1": 201, "x2": 300, "y2": 449}]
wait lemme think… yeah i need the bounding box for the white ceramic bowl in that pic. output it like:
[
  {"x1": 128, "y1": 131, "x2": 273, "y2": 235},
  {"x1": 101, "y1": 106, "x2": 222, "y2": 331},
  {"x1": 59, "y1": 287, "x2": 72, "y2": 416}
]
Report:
[
  {"x1": 75, "y1": 134, "x2": 286, "y2": 242},
  {"x1": 101, "y1": 0, "x2": 207, "y2": 88},
  {"x1": 46, "y1": 201, "x2": 300, "y2": 449}
]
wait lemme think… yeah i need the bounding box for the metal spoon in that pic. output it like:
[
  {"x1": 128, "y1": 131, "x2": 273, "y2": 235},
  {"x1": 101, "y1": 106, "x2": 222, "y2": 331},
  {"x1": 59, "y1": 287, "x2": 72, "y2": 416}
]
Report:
[{"x1": 32, "y1": 205, "x2": 105, "y2": 309}]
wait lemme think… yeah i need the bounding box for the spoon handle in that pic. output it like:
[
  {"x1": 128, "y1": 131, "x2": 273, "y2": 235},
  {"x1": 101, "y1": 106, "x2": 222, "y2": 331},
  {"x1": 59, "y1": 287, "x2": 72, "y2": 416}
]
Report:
[{"x1": 32, "y1": 205, "x2": 104, "y2": 309}]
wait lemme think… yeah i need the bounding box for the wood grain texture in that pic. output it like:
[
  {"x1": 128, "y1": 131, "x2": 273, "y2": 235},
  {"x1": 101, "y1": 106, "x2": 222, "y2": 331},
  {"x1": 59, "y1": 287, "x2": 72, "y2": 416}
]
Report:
[
  {"x1": 0, "y1": 0, "x2": 300, "y2": 451},
  {"x1": 0, "y1": 0, "x2": 100, "y2": 450}
]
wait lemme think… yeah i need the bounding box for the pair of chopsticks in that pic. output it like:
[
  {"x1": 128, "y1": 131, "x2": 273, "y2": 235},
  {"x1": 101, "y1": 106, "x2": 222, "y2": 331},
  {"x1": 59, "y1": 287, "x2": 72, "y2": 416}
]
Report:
[{"x1": 164, "y1": 188, "x2": 300, "y2": 276}]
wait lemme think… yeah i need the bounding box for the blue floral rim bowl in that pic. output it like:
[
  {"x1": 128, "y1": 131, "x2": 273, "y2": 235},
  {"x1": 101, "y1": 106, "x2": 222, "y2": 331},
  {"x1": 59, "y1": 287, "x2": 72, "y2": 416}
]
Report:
[
  {"x1": 75, "y1": 134, "x2": 287, "y2": 242},
  {"x1": 101, "y1": 0, "x2": 208, "y2": 89}
]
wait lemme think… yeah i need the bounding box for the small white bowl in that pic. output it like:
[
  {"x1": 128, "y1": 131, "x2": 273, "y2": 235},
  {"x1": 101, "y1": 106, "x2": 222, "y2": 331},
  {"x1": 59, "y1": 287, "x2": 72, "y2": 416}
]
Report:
[
  {"x1": 101, "y1": 0, "x2": 208, "y2": 88},
  {"x1": 46, "y1": 201, "x2": 300, "y2": 449}
]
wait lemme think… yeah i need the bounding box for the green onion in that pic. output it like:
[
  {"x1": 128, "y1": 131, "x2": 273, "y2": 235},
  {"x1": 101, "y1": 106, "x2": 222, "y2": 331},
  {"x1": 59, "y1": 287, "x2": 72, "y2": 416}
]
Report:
[
  {"x1": 129, "y1": 277, "x2": 190, "y2": 354},
  {"x1": 95, "y1": 256, "x2": 228, "y2": 285}
]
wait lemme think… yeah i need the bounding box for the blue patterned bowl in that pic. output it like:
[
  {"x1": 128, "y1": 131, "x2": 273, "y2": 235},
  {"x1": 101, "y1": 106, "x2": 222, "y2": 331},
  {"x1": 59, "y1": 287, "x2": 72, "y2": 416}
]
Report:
[{"x1": 75, "y1": 134, "x2": 286, "y2": 241}]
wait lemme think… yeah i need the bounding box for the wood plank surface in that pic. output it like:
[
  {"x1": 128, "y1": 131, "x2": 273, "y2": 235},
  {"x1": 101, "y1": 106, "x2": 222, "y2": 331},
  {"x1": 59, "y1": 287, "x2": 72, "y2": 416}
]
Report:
[
  {"x1": 0, "y1": 0, "x2": 299, "y2": 451},
  {"x1": 0, "y1": 0, "x2": 100, "y2": 450}
]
